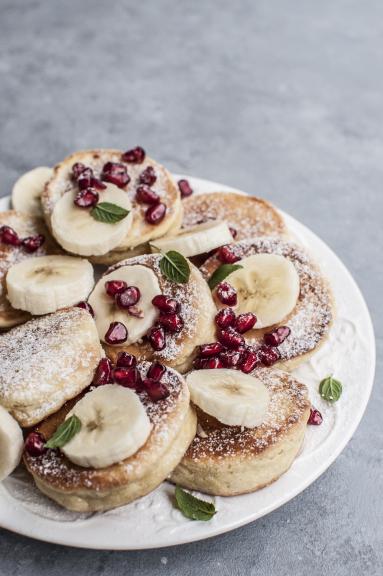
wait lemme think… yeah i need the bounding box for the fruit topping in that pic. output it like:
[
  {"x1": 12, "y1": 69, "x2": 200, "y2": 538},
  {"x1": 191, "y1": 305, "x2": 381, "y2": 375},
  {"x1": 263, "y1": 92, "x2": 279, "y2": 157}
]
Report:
[
  {"x1": 101, "y1": 162, "x2": 130, "y2": 188},
  {"x1": 24, "y1": 432, "x2": 47, "y2": 457},
  {"x1": 105, "y1": 321, "x2": 128, "y2": 345},
  {"x1": 219, "y1": 349, "x2": 243, "y2": 368},
  {"x1": 122, "y1": 146, "x2": 146, "y2": 164},
  {"x1": 216, "y1": 282, "x2": 237, "y2": 305},
  {"x1": 234, "y1": 312, "x2": 257, "y2": 334},
  {"x1": 115, "y1": 286, "x2": 141, "y2": 309},
  {"x1": 143, "y1": 379, "x2": 170, "y2": 401},
  {"x1": 136, "y1": 185, "x2": 160, "y2": 205},
  {"x1": 215, "y1": 307, "x2": 236, "y2": 328},
  {"x1": 217, "y1": 327, "x2": 245, "y2": 349},
  {"x1": 74, "y1": 188, "x2": 99, "y2": 208},
  {"x1": 200, "y1": 342, "x2": 224, "y2": 357},
  {"x1": 308, "y1": 407, "x2": 323, "y2": 425},
  {"x1": 105, "y1": 280, "x2": 127, "y2": 297},
  {"x1": 116, "y1": 352, "x2": 137, "y2": 368},
  {"x1": 113, "y1": 367, "x2": 142, "y2": 390},
  {"x1": 93, "y1": 358, "x2": 113, "y2": 386},
  {"x1": 152, "y1": 295, "x2": 179, "y2": 314},
  {"x1": 264, "y1": 326, "x2": 291, "y2": 347},
  {"x1": 148, "y1": 325, "x2": 166, "y2": 350},
  {"x1": 217, "y1": 245, "x2": 241, "y2": 264},
  {"x1": 76, "y1": 301, "x2": 95, "y2": 317},
  {"x1": 139, "y1": 166, "x2": 157, "y2": 186},
  {"x1": 257, "y1": 345, "x2": 280, "y2": 366},
  {"x1": 158, "y1": 313, "x2": 184, "y2": 333},
  {"x1": 240, "y1": 349, "x2": 260, "y2": 373},
  {"x1": 0, "y1": 225, "x2": 21, "y2": 246},
  {"x1": 21, "y1": 234, "x2": 45, "y2": 253},
  {"x1": 147, "y1": 361, "x2": 166, "y2": 381},
  {"x1": 178, "y1": 179, "x2": 193, "y2": 198},
  {"x1": 145, "y1": 202, "x2": 166, "y2": 224}
]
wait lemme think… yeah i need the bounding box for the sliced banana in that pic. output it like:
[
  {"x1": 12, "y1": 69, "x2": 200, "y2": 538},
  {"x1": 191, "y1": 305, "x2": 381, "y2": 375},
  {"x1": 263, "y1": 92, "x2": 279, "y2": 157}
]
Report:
[
  {"x1": 62, "y1": 385, "x2": 152, "y2": 469},
  {"x1": 150, "y1": 221, "x2": 233, "y2": 257},
  {"x1": 6, "y1": 255, "x2": 94, "y2": 315},
  {"x1": 187, "y1": 369, "x2": 270, "y2": 428},
  {"x1": 0, "y1": 405, "x2": 24, "y2": 481},
  {"x1": 51, "y1": 183, "x2": 133, "y2": 256},
  {"x1": 88, "y1": 265, "x2": 161, "y2": 345},
  {"x1": 12, "y1": 167, "x2": 53, "y2": 217},
  {"x1": 225, "y1": 254, "x2": 300, "y2": 328}
]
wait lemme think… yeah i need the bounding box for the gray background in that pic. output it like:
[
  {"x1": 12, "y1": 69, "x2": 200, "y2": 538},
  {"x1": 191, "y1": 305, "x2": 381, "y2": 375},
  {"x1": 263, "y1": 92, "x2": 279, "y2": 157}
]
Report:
[{"x1": 0, "y1": 0, "x2": 382, "y2": 574}]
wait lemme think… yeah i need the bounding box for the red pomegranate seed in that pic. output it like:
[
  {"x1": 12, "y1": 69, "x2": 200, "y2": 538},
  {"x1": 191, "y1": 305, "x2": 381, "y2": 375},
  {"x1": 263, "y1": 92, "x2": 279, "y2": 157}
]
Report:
[
  {"x1": 148, "y1": 325, "x2": 166, "y2": 351},
  {"x1": 93, "y1": 357, "x2": 113, "y2": 386},
  {"x1": 127, "y1": 305, "x2": 144, "y2": 318},
  {"x1": 22, "y1": 234, "x2": 45, "y2": 253},
  {"x1": 77, "y1": 171, "x2": 93, "y2": 190},
  {"x1": 136, "y1": 185, "x2": 160, "y2": 205},
  {"x1": 234, "y1": 312, "x2": 257, "y2": 334},
  {"x1": 258, "y1": 345, "x2": 280, "y2": 366},
  {"x1": 25, "y1": 432, "x2": 47, "y2": 457},
  {"x1": 152, "y1": 295, "x2": 179, "y2": 314},
  {"x1": 74, "y1": 188, "x2": 99, "y2": 208},
  {"x1": 105, "y1": 322, "x2": 128, "y2": 345},
  {"x1": 122, "y1": 146, "x2": 146, "y2": 164},
  {"x1": 177, "y1": 179, "x2": 193, "y2": 198},
  {"x1": 0, "y1": 226, "x2": 21, "y2": 246},
  {"x1": 240, "y1": 349, "x2": 260, "y2": 373},
  {"x1": 200, "y1": 342, "x2": 224, "y2": 357},
  {"x1": 91, "y1": 177, "x2": 107, "y2": 190},
  {"x1": 205, "y1": 357, "x2": 224, "y2": 369},
  {"x1": 308, "y1": 407, "x2": 323, "y2": 425},
  {"x1": 144, "y1": 378, "x2": 170, "y2": 401},
  {"x1": 215, "y1": 307, "x2": 236, "y2": 328},
  {"x1": 115, "y1": 286, "x2": 141, "y2": 309},
  {"x1": 113, "y1": 367, "x2": 142, "y2": 390},
  {"x1": 159, "y1": 313, "x2": 184, "y2": 333},
  {"x1": 217, "y1": 245, "x2": 241, "y2": 264},
  {"x1": 105, "y1": 280, "x2": 127, "y2": 297},
  {"x1": 264, "y1": 326, "x2": 291, "y2": 347},
  {"x1": 116, "y1": 352, "x2": 137, "y2": 368},
  {"x1": 72, "y1": 162, "x2": 87, "y2": 179},
  {"x1": 139, "y1": 166, "x2": 157, "y2": 186},
  {"x1": 229, "y1": 227, "x2": 237, "y2": 239},
  {"x1": 220, "y1": 349, "x2": 243, "y2": 368},
  {"x1": 193, "y1": 356, "x2": 205, "y2": 370},
  {"x1": 147, "y1": 361, "x2": 166, "y2": 381},
  {"x1": 145, "y1": 203, "x2": 166, "y2": 225},
  {"x1": 216, "y1": 282, "x2": 237, "y2": 306},
  {"x1": 76, "y1": 301, "x2": 95, "y2": 317},
  {"x1": 101, "y1": 162, "x2": 130, "y2": 188},
  {"x1": 218, "y1": 327, "x2": 244, "y2": 349}
]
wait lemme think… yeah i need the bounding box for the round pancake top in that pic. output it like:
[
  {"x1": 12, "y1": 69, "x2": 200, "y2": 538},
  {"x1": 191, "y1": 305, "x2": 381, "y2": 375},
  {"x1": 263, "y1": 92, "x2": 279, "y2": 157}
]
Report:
[
  {"x1": 182, "y1": 192, "x2": 286, "y2": 240},
  {"x1": 200, "y1": 236, "x2": 333, "y2": 362},
  {"x1": 24, "y1": 362, "x2": 189, "y2": 491},
  {"x1": 185, "y1": 368, "x2": 310, "y2": 461}
]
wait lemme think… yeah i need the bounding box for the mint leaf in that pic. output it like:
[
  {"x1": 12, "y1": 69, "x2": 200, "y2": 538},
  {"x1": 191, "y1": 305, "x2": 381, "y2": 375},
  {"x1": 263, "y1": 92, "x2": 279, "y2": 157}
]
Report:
[
  {"x1": 175, "y1": 486, "x2": 216, "y2": 521},
  {"x1": 160, "y1": 251, "x2": 190, "y2": 283},
  {"x1": 90, "y1": 202, "x2": 129, "y2": 224},
  {"x1": 208, "y1": 263, "x2": 243, "y2": 290},
  {"x1": 319, "y1": 375, "x2": 342, "y2": 403},
  {"x1": 45, "y1": 415, "x2": 81, "y2": 449}
]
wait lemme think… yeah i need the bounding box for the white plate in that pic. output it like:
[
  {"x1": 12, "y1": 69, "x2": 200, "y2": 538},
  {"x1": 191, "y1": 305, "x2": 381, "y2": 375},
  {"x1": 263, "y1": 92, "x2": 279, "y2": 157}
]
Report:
[{"x1": 0, "y1": 177, "x2": 375, "y2": 550}]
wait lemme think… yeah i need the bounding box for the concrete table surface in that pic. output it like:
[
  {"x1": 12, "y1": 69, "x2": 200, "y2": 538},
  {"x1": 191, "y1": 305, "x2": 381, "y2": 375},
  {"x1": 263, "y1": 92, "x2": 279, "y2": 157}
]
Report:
[{"x1": 0, "y1": 0, "x2": 382, "y2": 574}]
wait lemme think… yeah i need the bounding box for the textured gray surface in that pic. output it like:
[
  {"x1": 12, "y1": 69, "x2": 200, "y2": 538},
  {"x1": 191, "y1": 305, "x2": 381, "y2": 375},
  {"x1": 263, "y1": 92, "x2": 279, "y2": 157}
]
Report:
[{"x1": 0, "y1": 0, "x2": 382, "y2": 574}]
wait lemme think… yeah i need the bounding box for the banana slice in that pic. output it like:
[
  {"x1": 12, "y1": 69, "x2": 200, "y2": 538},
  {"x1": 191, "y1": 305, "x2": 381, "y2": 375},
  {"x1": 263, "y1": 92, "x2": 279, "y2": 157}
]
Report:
[
  {"x1": 12, "y1": 167, "x2": 53, "y2": 217},
  {"x1": 187, "y1": 369, "x2": 270, "y2": 428},
  {"x1": 0, "y1": 404, "x2": 24, "y2": 481},
  {"x1": 226, "y1": 254, "x2": 300, "y2": 328},
  {"x1": 88, "y1": 265, "x2": 161, "y2": 345},
  {"x1": 150, "y1": 221, "x2": 233, "y2": 257},
  {"x1": 62, "y1": 385, "x2": 152, "y2": 469},
  {"x1": 6, "y1": 255, "x2": 94, "y2": 315},
  {"x1": 51, "y1": 183, "x2": 133, "y2": 256}
]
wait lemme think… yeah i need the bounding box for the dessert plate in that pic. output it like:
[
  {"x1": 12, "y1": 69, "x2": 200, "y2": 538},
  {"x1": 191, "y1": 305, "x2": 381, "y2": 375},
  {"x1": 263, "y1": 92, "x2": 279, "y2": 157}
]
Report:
[{"x1": 0, "y1": 176, "x2": 375, "y2": 549}]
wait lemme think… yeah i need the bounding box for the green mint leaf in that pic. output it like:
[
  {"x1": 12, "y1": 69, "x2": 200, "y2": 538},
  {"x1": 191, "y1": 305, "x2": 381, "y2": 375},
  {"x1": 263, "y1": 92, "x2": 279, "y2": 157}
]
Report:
[
  {"x1": 90, "y1": 202, "x2": 130, "y2": 224},
  {"x1": 319, "y1": 375, "x2": 343, "y2": 403},
  {"x1": 208, "y1": 264, "x2": 243, "y2": 290},
  {"x1": 160, "y1": 251, "x2": 190, "y2": 284},
  {"x1": 45, "y1": 415, "x2": 81, "y2": 449},
  {"x1": 175, "y1": 486, "x2": 216, "y2": 521}
]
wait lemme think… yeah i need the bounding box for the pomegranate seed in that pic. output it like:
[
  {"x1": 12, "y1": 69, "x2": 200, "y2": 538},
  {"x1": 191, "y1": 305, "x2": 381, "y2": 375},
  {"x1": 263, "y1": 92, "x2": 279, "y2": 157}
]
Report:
[
  {"x1": 74, "y1": 188, "x2": 99, "y2": 208},
  {"x1": 215, "y1": 307, "x2": 236, "y2": 328},
  {"x1": 217, "y1": 245, "x2": 240, "y2": 264},
  {"x1": 113, "y1": 367, "x2": 142, "y2": 390},
  {"x1": 152, "y1": 295, "x2": 179, "y2": 314},
  {"x1": 115, "y1": 286, "x2": 141, "y2": 309},
  {"x1": 105, "y1": 322, "x2": 128, "y2": 345},
  {"x1": 229, "y1": 227, "x2": 237, "y2": 239},
  {"x1": 240, "y1": 349, "x2": 260, "y2": 373},
  {"x1": 93, "y1": 358, "x2": 113, "y2": 386},
  {"x1": 76, "y1": 301, "x2": 95, "y2": 317},
  {"x1": 234, "y1": 312, "x2": 257, "y2": 334},
  {"x1": 200, "y1": 342, "x2": 224, "y2": 357},
  {"x1": 220, "y1": 349, "x2": 243, "y2": 368},
  {"x1": 116, "y1": 352, "x2": 137, "y2": 368},
  {"x1": 0, "y1": 226, "x2": 21, "y2": 246},
  {"x1": 145, "y1": 203, "x2": 166, "y2": 225},
  {"x1": 136, "y1": 185, "x2": 160, "y2": 205},
  {"x1": 148, "y1": 325, "x2": 166, "y2": 351},
  {"x1": 216, "y1": 282, "x2": 237, "y2": 305},
  {"x1": 22, "y1": 234, "x2": 45, "y2": 253},
  {"x1": 122, "y1": 146, "x2": 146, "y2": 164},
  {"x1": 77, "y1": 171, "x2": 93, "y2": 190},
  {"x1": 91, "y1": 177, "x2": 107, "y2": 190},
  {"x1": 193, "y1": 356, "x2": 207, "y2": 370},
  {"x1": 258, "y1": 345, "x2": 280, "y2": 366},
  {"x1": 144, "y1": 379, "x2": 170, "y2": 401},
  {"x1": 218, "y1": 327, "x2": 244, "y2": 349},
  {"x1": 139, "y1": 166, "x2": 157, "y2": 186},
  {"x1": 101, "y1": 162, "x2": 130, "y2": 188},
  {"x1": 205, "y1": 357, "x2": 224, "y2": 369},
  {"x1": 159, "y1": 313, "x2": 184, "y2": 333},
  {"x1": 308, "y1": 407, "x2": 323, "y2": 425},
  {"x1": 264, "y1": 326, "x2": 291, "y2": 347},
  {"x1": 178, "y1": 179, "x2": 193, "y2": 198},
  {"x1": 105, "y1": 280, "x2": 127, "y2": 297},
  {"x1": 25, "y1": 432, "x2": 47, "y2": 457},
  {"x1": 127, "y1": 305, "x2": 144, "y2": 318},
  {"x1": 72, "y1": 162, "x2": 87, "y2": 179},
  {"x1": 147, "y1": 361, "x2": 166, "y2": 381}
]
